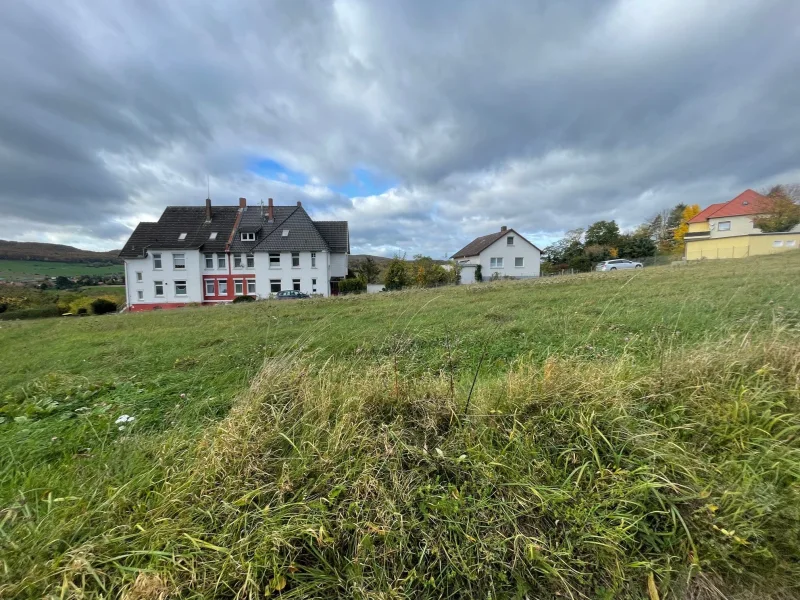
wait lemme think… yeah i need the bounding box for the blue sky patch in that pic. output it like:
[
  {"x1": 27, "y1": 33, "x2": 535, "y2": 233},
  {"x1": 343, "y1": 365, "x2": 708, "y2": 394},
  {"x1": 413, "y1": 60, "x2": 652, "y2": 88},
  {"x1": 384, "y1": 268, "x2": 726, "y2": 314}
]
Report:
[
  {"x1": 249, "y1": 158, "x2": 309, "y2": 187},
  {"x1": 330, "y1": 168, "x2": 397, "y2": 198}
]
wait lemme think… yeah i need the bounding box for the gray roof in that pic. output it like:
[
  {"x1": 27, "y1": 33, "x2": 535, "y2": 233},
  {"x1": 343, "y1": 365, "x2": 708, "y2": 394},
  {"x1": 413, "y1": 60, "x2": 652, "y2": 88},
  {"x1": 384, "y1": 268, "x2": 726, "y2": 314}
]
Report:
[
  {"x1": 314, "y1": 221, "x2": 350, "y2": 253},
  {"x1": 120, "y1": 201, "x2": 349, "y2": 258},
  {"x1": 119, "y1": 205, "x2": 240, "y2": 258},
  {"x1": 253, "y1": 206, "x2": 331, "y2": 252},
  {"x1": 451, "y1": 228, "x2": 541, "y2": 259}
]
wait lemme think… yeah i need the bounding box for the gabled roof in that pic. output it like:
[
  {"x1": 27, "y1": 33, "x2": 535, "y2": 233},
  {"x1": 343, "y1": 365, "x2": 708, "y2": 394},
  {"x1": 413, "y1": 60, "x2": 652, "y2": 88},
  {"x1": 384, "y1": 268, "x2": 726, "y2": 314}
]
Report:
[
  {"x1": 313, "y1": 221, "x2": 350, "y2": 253},
  {"x1": 689, "y1": 189, "x2": 773, "y2": 224},
  {"x1": 451, "y1": 228, "x2": 541, "y2": 259},
  {"x1": 253, "y1": 206, "x2": 331, "y2": 252},
  {"x1": 118, "y1": 223, "x2": 159, "y2": 258},
  {"x1": 118, "y1": 206, "x2": 241, "y2": 258},
  {"x1": 688, "y1": 203, "x2": 727, "y2": 224},
  {"x1": 120, "y1": 200, "x2": 349, "y2": 258}
]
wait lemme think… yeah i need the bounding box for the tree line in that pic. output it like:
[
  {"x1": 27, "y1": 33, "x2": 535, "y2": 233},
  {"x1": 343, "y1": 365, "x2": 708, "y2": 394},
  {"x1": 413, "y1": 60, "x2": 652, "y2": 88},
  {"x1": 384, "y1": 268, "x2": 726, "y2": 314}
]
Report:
[{"x1": 543, "y1": 184, "x2": 800, "y2": 273}]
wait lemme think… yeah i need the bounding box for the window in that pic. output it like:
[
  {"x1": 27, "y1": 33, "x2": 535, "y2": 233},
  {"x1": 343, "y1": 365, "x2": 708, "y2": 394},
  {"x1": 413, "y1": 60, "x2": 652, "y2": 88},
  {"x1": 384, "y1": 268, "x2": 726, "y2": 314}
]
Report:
[
  {"x1": 312, "y1": 278, "x2": 317, "y2": 293},
  {"x1": 218, "y1": 254, "x2": 226, "y2": 269},
  {"x1": 282, "y1": 230, "x2": 289, "y2": 237},
  {"x1": 786, "y1": 240, "x2": 797, "y2": 247},
  {"x1": 241, "y1": 232, "x2": 255, "y2": 242},
  {"x1": 293, "y1": 279, "x2": 301, "y2": 291},
  {"x1": 292, "y1": 252, "x2": 300, "y2": 267},
  {"x1": 507, "y1": 236, "x2": 514, "y2": 246},
  {"x1": 234, "y1": 279, "x2": 243, "y2": 295},
  {"x1": 152, "y1": 253, "x2": 162, "y2": 270},
  {"x1": 718, "y1": 221, "x2": 731, "y2": 231},
  {"x1": 246, "y1": 253, "x2": 254, "y2": 268},
  {"x1": 247, "y1": 279, "x2": 256, "y2": 295},
  {"x1": 174, "y1": 280, "x2": 187, "y2": 296},
  {"x1": 209, "y1": 232, "x2": 218, "y2": 240},
  {"x1": 311, "y1": 252, "x2": 316, "y2": 268},
  {"x1": 178, "y1": 233, "x2": 187, "y2": 240},
  {"x1": 234, "y1": 253, "x2": 243, "y2": 268},
  {"x1": 514, "y1": 257, "x2": 524, "y2": 267},
  {"x1": 218, "y1": 280, "x2": 228, "y2": 295},
  {"x1": 137, "y1": 290, "x2": 144, "y2": 301},
  {"x1": 154, "y1": 281, "x2": 164, "y2": 297},
  {"x1": 269, "y1": 253, "x2": 280, "y2": 268},
  {"x1": 490, "y1": 257, "x2": 504, "y2": 268},
  {"x1": 173, "y1": 253, "x2": 186, "y2": 269},
  {"x1": 204, "y1": 253, "x2": 214, "y2": 269},
  {"x1": 136, "y1": 271, "x2": 143, "y2": 282},
  {"x1": 205, "y1": 280, "x2": 215, "y2": 296},
  {"x1": 270, "y1": 279, "x2": 281, "y2": 293},
  {"x1": 773, "y1": 240, "x2": 784, "y2": 247}
]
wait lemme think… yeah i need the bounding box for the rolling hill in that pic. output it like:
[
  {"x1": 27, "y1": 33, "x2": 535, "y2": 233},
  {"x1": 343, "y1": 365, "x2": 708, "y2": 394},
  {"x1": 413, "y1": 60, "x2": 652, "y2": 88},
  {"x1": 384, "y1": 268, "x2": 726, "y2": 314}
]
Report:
[{"x1": 0, "y1": 240, "x2": 122, "y2": 263}]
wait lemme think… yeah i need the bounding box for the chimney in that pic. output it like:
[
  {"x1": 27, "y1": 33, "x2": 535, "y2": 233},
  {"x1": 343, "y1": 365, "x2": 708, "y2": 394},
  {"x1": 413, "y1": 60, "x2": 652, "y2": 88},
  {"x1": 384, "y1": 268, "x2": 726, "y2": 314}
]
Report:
[
  {"x1": 500, "y1": 225, "x2": 507, "y2": 232},
  {"x1": 297, "y1": 201, "x2": 302, "y2": 207},
  {"x1": 239, "y1": 197, "x2": 247, "y2": 209},
  {"x1": 268, "y1": 198, "x2": 274, "y2": 222},
  {"x1": 205, "y1": 198, "x2": 212, "y2": 222}
]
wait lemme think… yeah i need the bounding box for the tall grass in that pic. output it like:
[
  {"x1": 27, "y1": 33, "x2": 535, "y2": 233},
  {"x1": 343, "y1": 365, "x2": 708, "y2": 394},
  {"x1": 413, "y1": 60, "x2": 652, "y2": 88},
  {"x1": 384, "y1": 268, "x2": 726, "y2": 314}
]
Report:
[{"x1": 3, "y1": 333, "x2": 798, "y2": 599}]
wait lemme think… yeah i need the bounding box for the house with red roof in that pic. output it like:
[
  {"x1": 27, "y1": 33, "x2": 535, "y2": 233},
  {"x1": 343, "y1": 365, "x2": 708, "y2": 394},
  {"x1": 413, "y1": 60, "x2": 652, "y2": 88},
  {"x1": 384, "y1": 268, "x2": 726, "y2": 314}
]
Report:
[{"x1": 684, "y1": 189, "x2": 800, "y2": 260}]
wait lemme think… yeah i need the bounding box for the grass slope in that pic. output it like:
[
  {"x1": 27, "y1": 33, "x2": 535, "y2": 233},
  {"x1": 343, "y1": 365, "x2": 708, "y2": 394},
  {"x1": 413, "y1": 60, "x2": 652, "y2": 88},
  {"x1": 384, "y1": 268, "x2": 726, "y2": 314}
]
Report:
[
  {"x1": 1, "y1": 253, "x2": 799, "y2": 598},
  {"x1": 0, "y1": 259, "x2": 123, "y2": 281}
]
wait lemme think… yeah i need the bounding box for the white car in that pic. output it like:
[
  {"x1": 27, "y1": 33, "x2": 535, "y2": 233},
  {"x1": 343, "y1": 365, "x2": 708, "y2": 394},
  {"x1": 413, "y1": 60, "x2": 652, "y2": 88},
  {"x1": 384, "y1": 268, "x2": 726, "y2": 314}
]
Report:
[{"x1": 596, "y1": 259, "x2": 643, "y2": 271}]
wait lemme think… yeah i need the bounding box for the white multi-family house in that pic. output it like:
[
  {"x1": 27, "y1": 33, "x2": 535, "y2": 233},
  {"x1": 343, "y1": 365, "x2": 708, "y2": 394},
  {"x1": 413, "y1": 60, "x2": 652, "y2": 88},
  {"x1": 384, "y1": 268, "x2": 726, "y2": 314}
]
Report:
[
  {"x1": 451, "y1": 226, "x2": 541, "y2": 283},
  {"x1": 119, "y1": 197, "x2": 349, "y2": 311}
]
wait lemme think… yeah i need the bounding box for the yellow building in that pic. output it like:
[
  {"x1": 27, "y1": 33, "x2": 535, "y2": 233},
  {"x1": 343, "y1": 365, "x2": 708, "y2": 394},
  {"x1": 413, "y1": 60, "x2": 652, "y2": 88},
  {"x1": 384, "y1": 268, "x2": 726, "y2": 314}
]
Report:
[{"x1": 684, "y1": 189, "x2": 800, "y2": 260}]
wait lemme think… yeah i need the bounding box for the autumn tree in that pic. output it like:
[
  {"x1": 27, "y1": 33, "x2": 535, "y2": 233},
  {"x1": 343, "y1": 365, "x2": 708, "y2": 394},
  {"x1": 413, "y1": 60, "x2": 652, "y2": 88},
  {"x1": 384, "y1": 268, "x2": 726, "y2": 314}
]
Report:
[
  {"x1": 754, "y1": 186, "x2": 800, "y2": 233},
  {"x1": 672, "y1": 204, "x2": 701, "y2": 251}
]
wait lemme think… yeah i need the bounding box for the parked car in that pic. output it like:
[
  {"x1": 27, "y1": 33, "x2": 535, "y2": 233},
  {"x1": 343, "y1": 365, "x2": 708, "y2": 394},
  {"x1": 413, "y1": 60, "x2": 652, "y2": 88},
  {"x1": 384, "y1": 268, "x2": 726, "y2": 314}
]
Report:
[
  {"x1": 275, "y1": 290, "x2": 310, "y2": 300},
  {"x1": 596, "y1": 259, "x2": 643, "y2": 271}
]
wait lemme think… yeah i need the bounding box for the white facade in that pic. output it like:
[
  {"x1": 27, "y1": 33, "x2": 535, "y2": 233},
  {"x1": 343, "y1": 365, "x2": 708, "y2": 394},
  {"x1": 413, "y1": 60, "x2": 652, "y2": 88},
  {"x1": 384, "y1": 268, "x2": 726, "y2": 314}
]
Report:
[
  {"x1": 254, "y1": 250, "x2": 334, "y2": 296},
  {"x1": 126, "y1": 249, "x2": 348, "y2": 308},
  {"x1": 124, "y1": 249, "x2": 204, "y2": 308},
  {"x1": 457, "y1": 232, "x2": 541, "y2": 279}
]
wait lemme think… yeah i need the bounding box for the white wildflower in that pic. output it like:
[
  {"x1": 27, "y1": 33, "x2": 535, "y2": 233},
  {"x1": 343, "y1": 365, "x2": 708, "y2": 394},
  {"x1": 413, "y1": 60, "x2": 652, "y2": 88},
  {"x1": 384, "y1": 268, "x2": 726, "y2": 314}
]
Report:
[{"x1": 115, "y1": 414, "x2": 135, "y2": 424}]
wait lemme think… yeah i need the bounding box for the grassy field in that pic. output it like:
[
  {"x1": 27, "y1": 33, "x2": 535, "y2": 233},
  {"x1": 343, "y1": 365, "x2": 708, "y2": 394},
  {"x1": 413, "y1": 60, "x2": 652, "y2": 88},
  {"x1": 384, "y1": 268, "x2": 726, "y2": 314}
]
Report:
[
  {"x1": 1, "y1": 252, "x2": 799, "y2": 598},
  {"x1": 0, "y1": 259, "x2": 123, "y2": 281}
]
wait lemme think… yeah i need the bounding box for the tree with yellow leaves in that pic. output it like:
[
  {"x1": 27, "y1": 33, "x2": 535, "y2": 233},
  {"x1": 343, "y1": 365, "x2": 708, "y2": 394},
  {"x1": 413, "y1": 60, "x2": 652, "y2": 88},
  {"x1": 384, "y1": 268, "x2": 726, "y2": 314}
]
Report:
[{"x1": 673, "y1": 204, "x2": 701, "y2": 251}]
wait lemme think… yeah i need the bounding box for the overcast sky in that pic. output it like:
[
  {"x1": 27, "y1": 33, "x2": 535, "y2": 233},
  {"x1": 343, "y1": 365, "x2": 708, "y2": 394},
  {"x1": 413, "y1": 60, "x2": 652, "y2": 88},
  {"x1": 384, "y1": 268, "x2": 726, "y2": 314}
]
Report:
[{"x1": 1, "y1": 0, "x2": 799, "y2": 257}]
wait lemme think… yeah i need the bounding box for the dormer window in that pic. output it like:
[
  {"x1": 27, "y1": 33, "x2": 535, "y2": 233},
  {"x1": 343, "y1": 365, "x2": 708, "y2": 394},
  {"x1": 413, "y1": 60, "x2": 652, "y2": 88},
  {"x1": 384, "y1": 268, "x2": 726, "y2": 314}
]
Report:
[
  {"x1": 282, "y1": 229, "x2": 289, "y2": 237},
  {"x1": 178, "y1": 232, "x2": 187, "y2": 240},
  {"x1": 241, "y1": 232, "x2": 255, "y2": 242},
  {"x1": 209, "y1": 232, "x2": 218, "y2": 240}
]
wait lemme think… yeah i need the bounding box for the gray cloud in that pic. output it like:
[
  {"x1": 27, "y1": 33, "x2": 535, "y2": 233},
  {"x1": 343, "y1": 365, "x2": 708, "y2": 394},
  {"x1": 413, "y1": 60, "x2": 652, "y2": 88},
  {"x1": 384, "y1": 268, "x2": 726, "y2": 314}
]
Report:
[{"x1": 0, "y1": 0, "x2": 798, "y2": 256}]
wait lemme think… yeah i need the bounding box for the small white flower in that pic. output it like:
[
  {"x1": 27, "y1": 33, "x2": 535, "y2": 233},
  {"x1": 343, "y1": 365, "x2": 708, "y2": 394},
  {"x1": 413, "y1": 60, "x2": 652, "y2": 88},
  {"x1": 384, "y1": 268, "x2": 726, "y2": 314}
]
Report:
[
  {"x1": 180, "y1": 393, "x2": 186, "y2": 399},
  {"x1": 115, "y1": 414, "x2": 135, "y2": 424},
  {"x1": 118, "y1": 425, "x2": 126, "y2": 431}
]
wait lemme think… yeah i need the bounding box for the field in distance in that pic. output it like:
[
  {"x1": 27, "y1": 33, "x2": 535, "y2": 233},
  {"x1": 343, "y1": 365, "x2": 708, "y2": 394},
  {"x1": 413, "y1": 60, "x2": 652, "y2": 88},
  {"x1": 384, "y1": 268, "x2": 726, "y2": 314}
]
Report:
[
  {"x1": 1, "y1": 252, "x2": 799, "y2": 599},
  {"x1": 0, "y1": 259, "x2": 123, "y2": 281}
]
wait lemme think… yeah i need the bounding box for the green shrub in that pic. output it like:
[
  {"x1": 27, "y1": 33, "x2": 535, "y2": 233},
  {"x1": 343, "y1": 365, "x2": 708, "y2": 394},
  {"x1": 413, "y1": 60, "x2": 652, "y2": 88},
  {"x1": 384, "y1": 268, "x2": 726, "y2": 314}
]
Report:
[
  {"x1": 0, "y1": 305, "x2": 62, "y2": 320},
  {"x1": 384, "y1": 257, "x2": 409, "y2": 290},
  {"x1": 232, "y1": 295, "x2": 256, "y2": 303},
  {"x1": 91, "y1": 298, "x2": 117, "y2": 315},
  {"x1": 338, "y1": 277, "x2": 367, "y2": 295},
  {"x1": 475, "y1": 264, "x2": 483, "y2": 282}
]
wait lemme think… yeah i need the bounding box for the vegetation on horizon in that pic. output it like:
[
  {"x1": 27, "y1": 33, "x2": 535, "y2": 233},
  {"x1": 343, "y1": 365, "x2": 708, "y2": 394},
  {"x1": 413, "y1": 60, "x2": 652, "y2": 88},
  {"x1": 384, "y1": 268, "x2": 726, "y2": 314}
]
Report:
[{"x1": 0, "y1": 252, "x2": 799, "y2": 598}]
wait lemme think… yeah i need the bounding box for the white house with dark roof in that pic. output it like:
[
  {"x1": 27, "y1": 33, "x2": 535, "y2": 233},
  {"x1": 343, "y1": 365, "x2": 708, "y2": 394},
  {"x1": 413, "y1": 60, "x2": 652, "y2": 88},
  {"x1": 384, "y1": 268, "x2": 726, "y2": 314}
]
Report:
[
  {"x1": 451, "y1": 226, "x2": 541, "y2": 283},
  {"x1": 119, "y1": 197, "x2": 349, "y2": 311}
]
